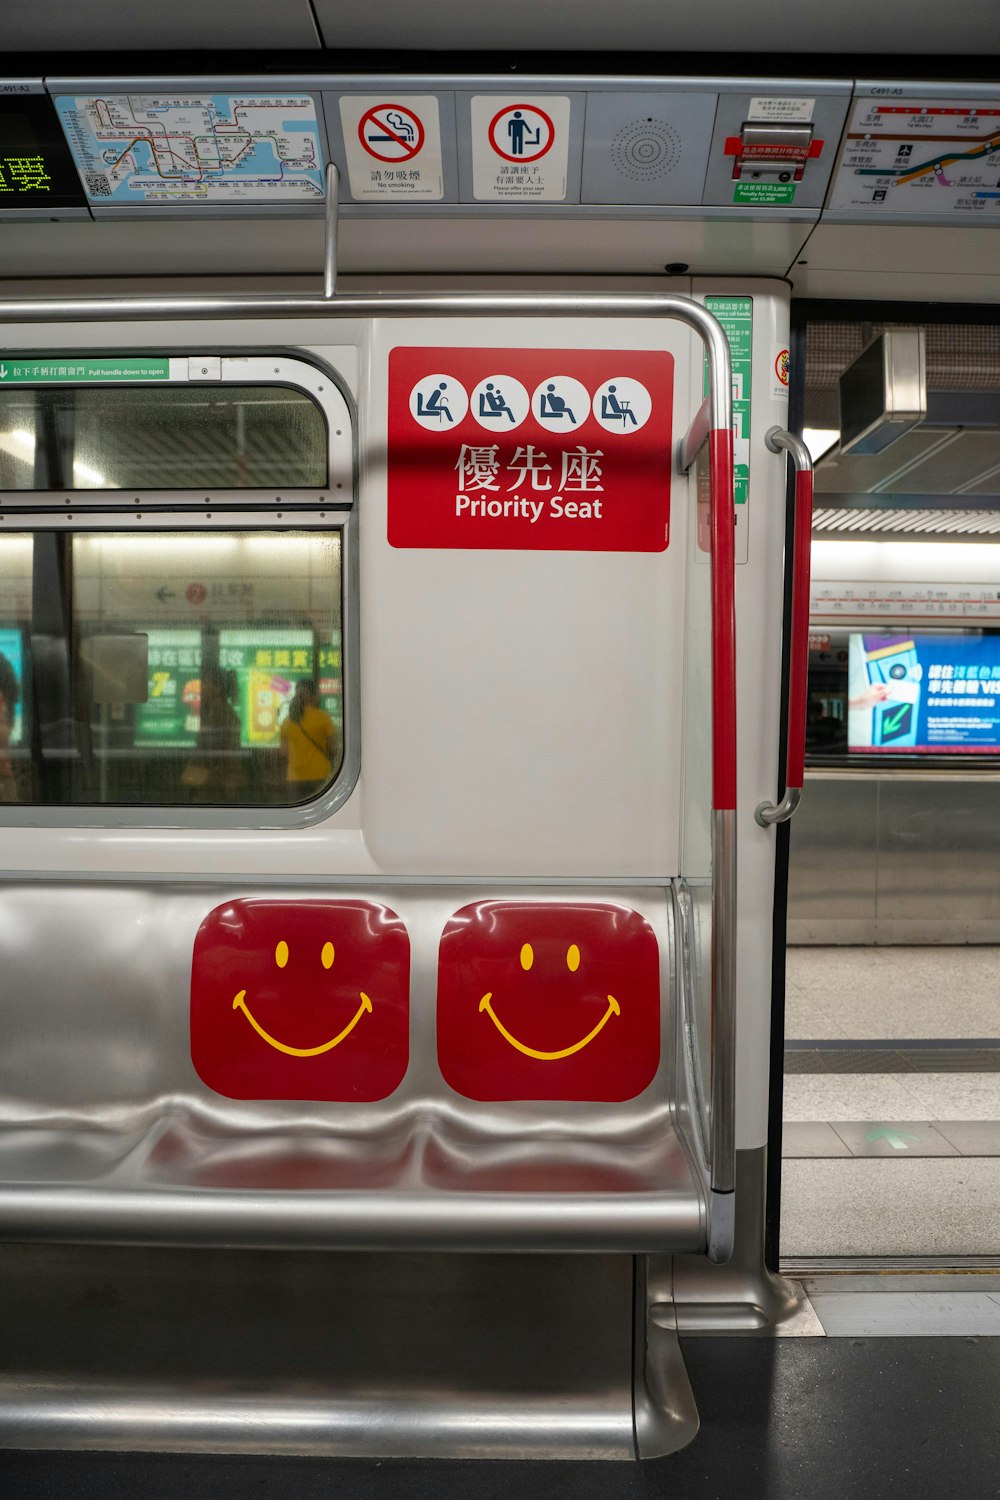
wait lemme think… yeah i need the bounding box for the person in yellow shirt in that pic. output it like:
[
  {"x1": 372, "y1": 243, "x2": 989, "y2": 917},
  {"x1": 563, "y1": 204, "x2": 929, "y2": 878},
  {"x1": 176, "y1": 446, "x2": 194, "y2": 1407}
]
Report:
[{"x1": 279, "y1": 679, "x2": 338, "y2": 799}]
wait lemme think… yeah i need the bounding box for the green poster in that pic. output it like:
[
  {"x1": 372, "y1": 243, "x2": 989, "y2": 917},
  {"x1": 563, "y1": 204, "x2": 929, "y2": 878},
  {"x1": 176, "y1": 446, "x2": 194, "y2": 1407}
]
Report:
[
  {"x1": 134, "y1": 629, "x2": 201, "y2": 748},
  {"x1": 219, "y1": 627, "x2": 316, "y2": 748},
  {"x1": 733, "y1": 183, "x2": 796, "y2": 206},
  {"x1": 317, "y1": 633, "x2": 344, "y2": 731},
  {"x1": 0, "y1": 358, "x2": 169, "y2": 384},
  {"x1": 705, "y1": 295, "x2": 752, "y2": 506}
]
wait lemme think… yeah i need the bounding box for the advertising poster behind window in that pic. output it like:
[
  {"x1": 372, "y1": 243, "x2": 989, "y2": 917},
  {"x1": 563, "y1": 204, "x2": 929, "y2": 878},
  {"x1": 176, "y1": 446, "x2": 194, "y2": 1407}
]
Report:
[
  {"x1": 0, "y1": 627, "x2": 25, "y2": 746},
  {"x1": 849, "y1": 632, "x2": 1000, "y2": 754}
]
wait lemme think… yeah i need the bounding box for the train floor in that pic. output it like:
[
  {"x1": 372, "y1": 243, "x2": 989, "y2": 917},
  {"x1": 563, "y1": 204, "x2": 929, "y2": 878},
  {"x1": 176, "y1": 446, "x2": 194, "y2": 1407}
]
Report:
[
  {"x1": 5, "y1": 1336, "x2": 1000, "y2": 1498},
  {"x1": 782, "y1": 945, "x2": 1000, "y2": 1262}
]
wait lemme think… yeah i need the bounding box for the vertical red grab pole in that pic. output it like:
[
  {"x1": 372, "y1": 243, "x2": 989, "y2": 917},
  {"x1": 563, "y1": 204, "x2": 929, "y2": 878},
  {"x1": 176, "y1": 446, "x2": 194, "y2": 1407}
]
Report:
[
  {"x1": 785, "y1": 465, "x2": 815, "y2": 794},
  {"x1": 756, "y1": 428, "x2": 814, "y2": 828},
  {"x1": 709, "y1": 426, "x2": 737, "y2": 813}
]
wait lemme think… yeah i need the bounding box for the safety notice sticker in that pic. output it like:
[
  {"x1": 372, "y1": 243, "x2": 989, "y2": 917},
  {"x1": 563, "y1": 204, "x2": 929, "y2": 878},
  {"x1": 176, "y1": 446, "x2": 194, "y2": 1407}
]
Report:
[
  {"x1": 339, "y1": 95, "x2": 444, "y2": 200},
  {"x1": 470, "y1": 97, "x2": 571, "y2": 200},
  {"x1": 387, "y1": 346, "x2": 673, "y2": 551}
]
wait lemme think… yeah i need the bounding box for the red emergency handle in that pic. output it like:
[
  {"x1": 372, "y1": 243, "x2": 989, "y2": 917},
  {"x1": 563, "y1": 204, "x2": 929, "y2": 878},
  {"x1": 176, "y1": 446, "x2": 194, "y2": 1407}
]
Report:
[{"x1": 756, "y1": 429, "x2": 815, "y2": 827}]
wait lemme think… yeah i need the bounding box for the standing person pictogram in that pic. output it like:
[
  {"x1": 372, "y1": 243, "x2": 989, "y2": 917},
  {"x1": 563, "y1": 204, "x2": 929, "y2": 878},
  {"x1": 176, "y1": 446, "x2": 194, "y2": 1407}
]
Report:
[{"x1": 506, "y1": 111, "x2": 540, "y2": 157}]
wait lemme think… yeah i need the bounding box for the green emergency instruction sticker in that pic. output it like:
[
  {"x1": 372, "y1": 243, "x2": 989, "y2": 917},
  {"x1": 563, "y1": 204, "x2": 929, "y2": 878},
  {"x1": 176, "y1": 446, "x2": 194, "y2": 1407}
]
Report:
[
  {"x1": 705, "y1": 295, "x2": 752, "y2": 507},
  {"x1": 0, "y1": 358, "x2": 170, "y2": 383},
  {"x1": 733, "y1": 182, "x2": 796, "y2": 206}
]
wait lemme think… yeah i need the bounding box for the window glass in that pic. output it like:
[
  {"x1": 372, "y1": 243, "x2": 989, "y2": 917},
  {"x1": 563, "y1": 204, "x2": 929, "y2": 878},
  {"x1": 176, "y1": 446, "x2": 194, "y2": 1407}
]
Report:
[
  {"x1": 0, "y1": 529, "x2": 343, "y2": 807},
  {"x1": 0, "y1": 386, "x2": 327, "y2": 490},
  {"x1": 0, "y1": 400, "x2": 39, "y2": 488}
]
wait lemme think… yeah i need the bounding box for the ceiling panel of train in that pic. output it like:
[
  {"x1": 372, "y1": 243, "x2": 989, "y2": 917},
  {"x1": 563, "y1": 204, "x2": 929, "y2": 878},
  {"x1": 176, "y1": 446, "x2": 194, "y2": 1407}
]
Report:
[
  {"x1": 5, "y1": 1, "x2": 321, "y2": 50},
  {"x1": 0, "y1": 68, "x2": 996, "y2": 292},
  {"x1": 6, "y1": 0, "x2": 996, "y2": 53}
]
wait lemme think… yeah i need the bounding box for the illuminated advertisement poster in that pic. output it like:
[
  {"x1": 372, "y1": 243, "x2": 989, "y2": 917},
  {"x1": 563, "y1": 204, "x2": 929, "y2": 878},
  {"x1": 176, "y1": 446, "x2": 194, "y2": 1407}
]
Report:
[
  {"x1": 317, "y1": 631, "x2": 343, "y2": 731},
  {"x1": 0, "y1": 627, "x2": 26, "y2": 746},
  {"x1": 849, "y1": 633, "x2": 1000, "y2": 754},
  {"x1": 219, "y1": 628, "x2": 314, "y2": 747},
  {"x1": 134, "y1": 629, "x2": 202, "y2": 748}
]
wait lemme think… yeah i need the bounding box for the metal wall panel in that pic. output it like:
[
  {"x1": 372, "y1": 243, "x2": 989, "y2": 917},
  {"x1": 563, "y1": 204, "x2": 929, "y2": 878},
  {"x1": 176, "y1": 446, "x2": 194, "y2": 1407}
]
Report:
[
  {"x1": 788, "y1": 775, "x2": 879, "y2": 941},
  {"x1": 788, "y1": 774, "x2": 1000, "y2": 943},
  {"x1": 878, "y1": 777, "x2": 1000, "y2": 929},
  {"x1": 0, "y1": 1244, "x2": 636, "y2": 1456}
]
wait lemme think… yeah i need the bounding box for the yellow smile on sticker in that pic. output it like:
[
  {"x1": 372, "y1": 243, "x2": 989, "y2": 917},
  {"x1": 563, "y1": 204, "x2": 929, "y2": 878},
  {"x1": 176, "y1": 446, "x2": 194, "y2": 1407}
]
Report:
[
  {"x1": 233, "y1": 989, "x2": 373, "y2": 1057},
  {"x1": 230, "y1": 937, "x2": 373, "y2": 1057},
  {"x1": 478, "y1": 992, "x2": 620, "y2": 1061}
]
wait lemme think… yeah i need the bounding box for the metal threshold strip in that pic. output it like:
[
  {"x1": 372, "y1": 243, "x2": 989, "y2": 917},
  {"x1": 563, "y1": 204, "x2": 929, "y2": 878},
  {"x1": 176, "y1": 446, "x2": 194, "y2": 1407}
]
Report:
[{"x1": 779, "y1": 1263, "x2": 1000, "y2": 1337}]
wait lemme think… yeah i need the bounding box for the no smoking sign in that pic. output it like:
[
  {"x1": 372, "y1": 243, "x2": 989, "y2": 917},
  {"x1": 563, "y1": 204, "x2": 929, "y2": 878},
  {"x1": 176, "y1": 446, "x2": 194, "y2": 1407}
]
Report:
[
  {"x1": 338, "y1": 94, "x2": 444, "y2": 201},
  {"x1": 358, "y1": 103, "x2": 425, "y2": 162}
]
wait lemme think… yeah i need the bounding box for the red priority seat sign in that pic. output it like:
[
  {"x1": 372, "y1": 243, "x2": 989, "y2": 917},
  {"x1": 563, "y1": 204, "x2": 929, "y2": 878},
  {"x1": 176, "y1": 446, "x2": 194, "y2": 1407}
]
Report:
[{"x1": 387, "y1": 346, "x2": 674, "y2": 551}]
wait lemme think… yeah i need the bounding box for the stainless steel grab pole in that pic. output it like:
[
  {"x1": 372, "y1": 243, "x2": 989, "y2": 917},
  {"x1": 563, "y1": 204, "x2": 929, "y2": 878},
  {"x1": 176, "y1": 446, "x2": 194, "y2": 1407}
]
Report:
[{"x1": 323, "y1": 163, "x2": 340, "y2": 300}]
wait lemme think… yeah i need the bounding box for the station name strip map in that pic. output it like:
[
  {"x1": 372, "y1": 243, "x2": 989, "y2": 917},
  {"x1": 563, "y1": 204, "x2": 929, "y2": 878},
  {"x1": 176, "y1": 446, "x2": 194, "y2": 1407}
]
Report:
[{"x1": 54, "y1": 94, "x2": 325, "y2": 204}]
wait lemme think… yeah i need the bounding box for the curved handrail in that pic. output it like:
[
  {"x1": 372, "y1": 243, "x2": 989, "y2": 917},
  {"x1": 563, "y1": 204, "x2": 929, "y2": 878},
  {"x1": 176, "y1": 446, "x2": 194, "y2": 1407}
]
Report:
[
  {"x1": 756, "y1": 427, "x2": 814, "y2": 828},
  {"x1": 0, "y1": 280, "x2": 736, "y2": 1249}
]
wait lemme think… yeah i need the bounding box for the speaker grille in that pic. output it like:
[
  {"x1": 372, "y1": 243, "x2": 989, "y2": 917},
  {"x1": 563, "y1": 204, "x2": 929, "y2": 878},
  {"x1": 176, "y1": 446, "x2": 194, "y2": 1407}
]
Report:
[{"x1": 611, "y1": 118, "x2": 682, "y2": 181}]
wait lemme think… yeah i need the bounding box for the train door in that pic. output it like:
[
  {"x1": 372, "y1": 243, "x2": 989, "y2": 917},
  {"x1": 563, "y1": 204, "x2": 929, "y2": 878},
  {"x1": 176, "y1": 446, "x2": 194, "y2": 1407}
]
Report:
[{"x1": 782, "y1": 306, "x2": 1000, "y2": 1277}]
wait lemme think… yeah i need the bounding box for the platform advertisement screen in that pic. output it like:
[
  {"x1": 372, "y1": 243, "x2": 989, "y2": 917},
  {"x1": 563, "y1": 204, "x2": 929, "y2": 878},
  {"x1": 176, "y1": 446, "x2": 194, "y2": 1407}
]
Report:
[
  {"x1": 218, "y1": 628, "x2": 315, "y2": 748},
  {"x1": 0, "y1": 627, "x2": 26, "y2": 747},
  {"x1": 848, "y1": 632, "x2": 1000, "y2": 754},
  {"x1": 134, "y1": 629, "x2": 202, "y2": 749}
]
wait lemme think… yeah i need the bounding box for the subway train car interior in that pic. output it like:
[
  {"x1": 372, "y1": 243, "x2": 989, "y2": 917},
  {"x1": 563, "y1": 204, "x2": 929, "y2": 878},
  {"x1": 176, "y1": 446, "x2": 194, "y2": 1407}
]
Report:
[{"x1": 1, "y1": 3, "x2": 999, "y2": 1496}]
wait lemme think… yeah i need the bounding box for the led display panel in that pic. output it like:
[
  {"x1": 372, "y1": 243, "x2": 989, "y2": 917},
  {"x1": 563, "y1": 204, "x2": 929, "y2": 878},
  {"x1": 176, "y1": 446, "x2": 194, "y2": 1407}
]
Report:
[
  {"x1": 848, "y1": 632, "x2": 1000, "y2": 754},
  {"x1": 0, "y1": 93, "x2": 87, "y2": 209}
]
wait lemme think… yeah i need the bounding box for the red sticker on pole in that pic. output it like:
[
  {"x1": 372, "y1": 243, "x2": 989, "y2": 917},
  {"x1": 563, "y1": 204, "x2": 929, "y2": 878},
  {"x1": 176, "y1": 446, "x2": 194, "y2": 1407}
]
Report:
[{"x1": 387, "y1": 346, "x2": 673, "y2": 551}]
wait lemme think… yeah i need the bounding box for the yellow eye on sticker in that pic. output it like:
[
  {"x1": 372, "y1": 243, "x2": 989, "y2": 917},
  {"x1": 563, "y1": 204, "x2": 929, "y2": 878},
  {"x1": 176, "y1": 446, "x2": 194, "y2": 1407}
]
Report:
[
  {"x1": 566, "y1": 944, "x2": 581, "y2": 973},
  {"x1": 275, "y1": 940, "x2": 289, "y2": 969},
  {"x1": 322, "y1": 941, "x2": 335, "y2": 970},
  {"x1": 520, "y1": 942, "x2": 534, "y2": 971}
]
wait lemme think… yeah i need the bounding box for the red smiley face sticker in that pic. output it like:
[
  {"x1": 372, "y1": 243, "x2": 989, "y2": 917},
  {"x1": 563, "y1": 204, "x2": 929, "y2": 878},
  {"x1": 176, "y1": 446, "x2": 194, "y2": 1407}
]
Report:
[
  {"x1": 437, "y1": 901, "x2": 660, "y2": 1102},
  {"x1": 190, "y1": 900, "x2": 409, "y2": 1101}
]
